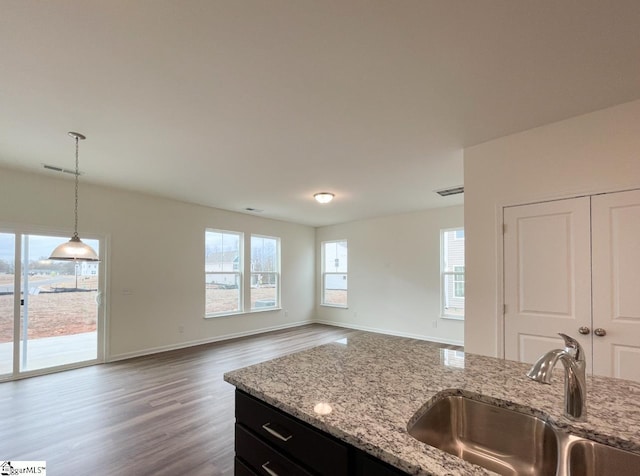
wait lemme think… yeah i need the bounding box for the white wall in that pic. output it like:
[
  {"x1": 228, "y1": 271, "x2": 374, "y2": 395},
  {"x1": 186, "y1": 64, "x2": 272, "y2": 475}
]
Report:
[
  {"x1": 464, "y1": 99, "x2": 640, "y2": 357},
  {"x1": 315, "y1": 206, "x2": 464, "y2": 345},
  {"x1": 0, "y1": 167, "x2": 316, "y2": 359}
]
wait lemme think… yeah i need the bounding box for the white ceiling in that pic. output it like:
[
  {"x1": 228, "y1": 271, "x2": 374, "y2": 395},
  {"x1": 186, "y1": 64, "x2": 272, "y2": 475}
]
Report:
[{"x1": 2, "y1": 1, "x2": 640, "y2": 227}]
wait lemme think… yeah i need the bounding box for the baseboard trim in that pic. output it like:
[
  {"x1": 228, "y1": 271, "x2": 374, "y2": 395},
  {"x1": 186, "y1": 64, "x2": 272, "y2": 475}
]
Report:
[
  {"x1": 313, "y1": 319, "x2": 464, "y2": 347},
  {"x1": 108, "y1": 318, "x2": 463, "y2": 362},
  {"x1": 108, "y1": 319, "x2": 314, "y2": 362}
]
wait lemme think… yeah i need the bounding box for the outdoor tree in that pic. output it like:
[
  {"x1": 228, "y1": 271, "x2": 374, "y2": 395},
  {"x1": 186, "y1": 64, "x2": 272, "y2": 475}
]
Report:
[
  {"x1": 29, "y1": 258, "x2": 75, "y2": 275},
  {"x1": 0, "y1": 259, "x2": 14, "y2": 274}
]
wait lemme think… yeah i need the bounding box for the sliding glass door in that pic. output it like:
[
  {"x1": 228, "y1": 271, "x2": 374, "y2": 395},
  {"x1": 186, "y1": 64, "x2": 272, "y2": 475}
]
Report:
[
  {"x1": 0, "y1": 230, "x2": 104, "y2": 380},
  {"x1": 0, "y1": 232, "x2": 16, "y2": 377}
]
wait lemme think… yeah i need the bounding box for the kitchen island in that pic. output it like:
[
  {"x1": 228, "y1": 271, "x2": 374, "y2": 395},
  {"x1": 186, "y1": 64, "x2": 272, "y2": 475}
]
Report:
[{"x1": 224, "y1": 332, "x2": 640, "y2": 475}]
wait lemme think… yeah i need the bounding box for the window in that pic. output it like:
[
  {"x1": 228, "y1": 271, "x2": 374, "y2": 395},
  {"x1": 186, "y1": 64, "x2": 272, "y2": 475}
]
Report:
[
  {"x1": 205, "y1": 230, "x2": 283, "y2": 316},
  {"x1": 250, "y1": 235, "x2": 280, "y2": 310},
  {"x1": 321, "y1": 240, "x2": 348, "y2": 307},
  {"x1": 205, "y1": 229, "x2": 243, "y2": 316},
  {"x1": 441, "y1": 228, "x2": 464, "y2": 319},
  {"x1": 454, "y1": 266, "x2": 465, "y2": 297}
]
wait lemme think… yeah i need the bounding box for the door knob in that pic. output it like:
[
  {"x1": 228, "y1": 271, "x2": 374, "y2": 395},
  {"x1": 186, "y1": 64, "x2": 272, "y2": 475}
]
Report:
[
  {"x1": 594, "y1": 328, "x2": 607, "y2": 337},
  {"x1": 578, "y1": 326, "x2": 590, "y2": 335}
]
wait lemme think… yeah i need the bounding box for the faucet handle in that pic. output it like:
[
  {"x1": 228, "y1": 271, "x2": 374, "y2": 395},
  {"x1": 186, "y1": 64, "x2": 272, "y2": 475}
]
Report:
[{"x1": 558, "y1": 333, "x2": 585, "y2": 362}]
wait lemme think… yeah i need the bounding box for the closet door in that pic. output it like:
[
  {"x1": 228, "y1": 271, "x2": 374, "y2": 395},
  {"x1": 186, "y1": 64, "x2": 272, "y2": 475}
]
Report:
[
  {"x1": 592, "y1": 189, "x2": 640, "y2": 381},
  {"x1": 503, "y1": 197, "x2": 592, "y2": 365}
]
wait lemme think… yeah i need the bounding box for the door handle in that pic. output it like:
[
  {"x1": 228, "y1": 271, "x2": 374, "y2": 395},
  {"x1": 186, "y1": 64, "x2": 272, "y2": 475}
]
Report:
[
  {"x1": 578, "y1": 326, "x2": 590, "y2": 335},
  {"x1": 594, "y1": 328, "x2": 607, "y2": 337}
]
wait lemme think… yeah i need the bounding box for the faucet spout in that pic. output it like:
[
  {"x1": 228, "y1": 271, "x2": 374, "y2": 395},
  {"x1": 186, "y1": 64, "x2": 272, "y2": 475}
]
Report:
[
  {"x1": 526, "y1": 348, "x2": 566, "y2": 384},
  {"x1": 526, "y1": 334, "x2": 587, "y2": 421}
]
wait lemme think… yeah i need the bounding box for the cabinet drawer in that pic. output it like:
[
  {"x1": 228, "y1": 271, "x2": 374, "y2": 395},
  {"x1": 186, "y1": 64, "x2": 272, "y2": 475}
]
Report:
[
  {"x1": 236, "y1": 424, "x2": 314, "y2": 476},
  {"x1": 235, "y1": 457, "x2": 258, "y2": 476},
  {"x1": 356, "y1": 452, "x2": 409, "y2": 476},
  {"x1": 235, "y1": 390, "x2": 348, "y2": 476}
]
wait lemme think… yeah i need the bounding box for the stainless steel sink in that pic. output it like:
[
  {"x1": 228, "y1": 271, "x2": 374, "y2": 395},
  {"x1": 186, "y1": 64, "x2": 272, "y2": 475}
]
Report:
[
  {"x1": 408, "y1": 395, "x2": 558, "y2": 476},
  {"x1": 408, "y1": 393, "x2": 640, "y2": 476},
  {"x1": 566, "y1": 437, "x2": 640, "y2": 476}
]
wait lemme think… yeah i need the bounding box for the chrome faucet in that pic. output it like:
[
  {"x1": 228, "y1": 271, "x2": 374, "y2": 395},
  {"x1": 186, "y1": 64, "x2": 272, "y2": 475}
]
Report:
[{"x1": 526, "y1": 333, "x2": 587, "y2": 421}]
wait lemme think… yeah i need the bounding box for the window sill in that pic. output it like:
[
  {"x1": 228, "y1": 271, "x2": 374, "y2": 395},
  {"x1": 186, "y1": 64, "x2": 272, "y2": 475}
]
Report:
[
  {"x1": 204, "y1": 311, "x2": 244, "y2": 319},
  {"x1": 441, "y1": 314, "x2": 465, "y2": 321},
  {"x1": 204, "y1": 308, "x2": 282, "y2": 319},
  {"x1": 250, "y1": 307, "x2": 282, "y2": 314},
  {"x1": 320, "y1": 304, "x2": 348, "y2": 309}
]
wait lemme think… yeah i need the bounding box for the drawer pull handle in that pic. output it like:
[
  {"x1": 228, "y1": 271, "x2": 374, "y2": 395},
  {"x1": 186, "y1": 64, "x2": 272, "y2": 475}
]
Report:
[
  {"x1": 261, "y1": 461, "x2": 280, "y2": 476},
  {"x1": 262, "y1": 422, "x2": 293, "y2": 442}
]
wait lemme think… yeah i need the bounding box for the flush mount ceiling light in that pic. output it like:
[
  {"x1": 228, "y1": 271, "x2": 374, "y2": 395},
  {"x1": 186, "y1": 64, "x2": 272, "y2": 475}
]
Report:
[
  {"x1": 314, "y1": 192, "x2": 335, "y2": 204},
  {"x1": 49, "y1": 132, "x2": 100, "y2": 262},
  {"x1": 435, "y1": 186, "x2": 464, "y2": 197}
]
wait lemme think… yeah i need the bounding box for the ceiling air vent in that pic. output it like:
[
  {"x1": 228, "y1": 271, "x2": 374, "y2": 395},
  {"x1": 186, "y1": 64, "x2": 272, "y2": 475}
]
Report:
[
  {"x1": 435, "y1": 186, "x2": 464, "y2": 197},
  {"x1": 43, "y1": 164, "x2": 79, "y2": 176}
]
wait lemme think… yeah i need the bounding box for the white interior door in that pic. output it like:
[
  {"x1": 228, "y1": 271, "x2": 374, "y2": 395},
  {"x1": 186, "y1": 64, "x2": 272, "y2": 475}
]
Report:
[
  {"x1": 592, "y1": 189, "x2": 640, "y2": 381},
  {"x1": 503, "y1": 197, "x2": 592, "y2": 366}
]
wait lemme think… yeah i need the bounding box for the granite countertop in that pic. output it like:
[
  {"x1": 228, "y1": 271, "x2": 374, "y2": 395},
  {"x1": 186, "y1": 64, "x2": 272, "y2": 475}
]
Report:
[{"x1": 223, "y1": 332, "x2": 640, "y2": 475}]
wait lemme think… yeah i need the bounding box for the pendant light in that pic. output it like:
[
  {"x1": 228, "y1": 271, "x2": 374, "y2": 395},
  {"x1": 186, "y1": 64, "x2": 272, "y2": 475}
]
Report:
[{"x1": 49, "y1": 132, "x2": 100, "y2": 262}]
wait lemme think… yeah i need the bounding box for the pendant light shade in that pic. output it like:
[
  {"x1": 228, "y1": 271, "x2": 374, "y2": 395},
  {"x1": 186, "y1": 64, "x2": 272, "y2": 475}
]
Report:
[
  {"x1": 49, "y1": 234, "x2": 100, "y2": 261},
  {"x1": 49, "y1": 132, "x2": 100, "y2": 262}
]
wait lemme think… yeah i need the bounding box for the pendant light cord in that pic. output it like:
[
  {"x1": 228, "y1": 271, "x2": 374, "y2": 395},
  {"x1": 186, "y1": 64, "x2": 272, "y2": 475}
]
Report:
[
  {"x1": 48, "y1": 131, "x2": 99, "y2": 261},
  {"x1": 73, "y1": 135, "x2": 80, "y2": 239}
]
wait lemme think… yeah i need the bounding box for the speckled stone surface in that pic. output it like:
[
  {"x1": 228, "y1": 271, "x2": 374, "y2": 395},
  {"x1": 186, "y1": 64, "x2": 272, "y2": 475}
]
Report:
[{"x1": 223, "y1": 332, "x2": 640, "y2": 475}]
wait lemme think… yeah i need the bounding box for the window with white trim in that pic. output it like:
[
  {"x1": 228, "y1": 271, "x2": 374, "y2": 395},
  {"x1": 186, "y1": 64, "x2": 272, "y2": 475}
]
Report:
[
  {"x1": 453, "y1": 265, "x2": 465, "y2": 298},
  {"x1": 321, "y1": 240, "x2": 348, "y2": 307},
  {"x1": 250, "y1": 235, "x2": 280, "y2": 310},
  {"x1": 205, "y1": 229, "x2": 243, "y2": 316},
  {"x1": 441, "y1": 228, "x2": 465, "y2": 319}
]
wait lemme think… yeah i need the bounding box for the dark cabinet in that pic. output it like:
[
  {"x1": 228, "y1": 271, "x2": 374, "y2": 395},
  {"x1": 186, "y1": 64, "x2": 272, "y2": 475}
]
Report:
[
  {"x1": 355, "y1": 452, "x2": 410, "y2": 476},
  {"x1": 235, "y1": 390, "x2": 348, "y2": 475},
  {"x1": 236, "y1": 424, "x2": 315, "y2": 476},
  {"x1": 234, "y1": 390, "x2": 408, "y2": 476},
  {"x1": 234, "y1": 457, "x2": 258, "y2": 476}
]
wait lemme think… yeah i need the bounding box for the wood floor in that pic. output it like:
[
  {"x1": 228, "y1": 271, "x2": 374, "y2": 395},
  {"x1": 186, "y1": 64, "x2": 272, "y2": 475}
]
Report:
[{"x1": 0, "y1": 324, "x2": 461, "y2": 475}]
